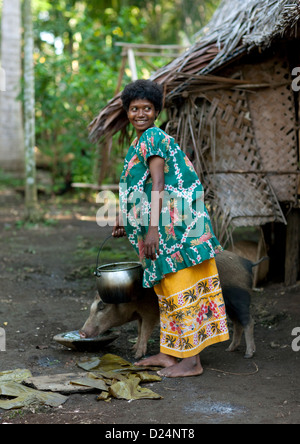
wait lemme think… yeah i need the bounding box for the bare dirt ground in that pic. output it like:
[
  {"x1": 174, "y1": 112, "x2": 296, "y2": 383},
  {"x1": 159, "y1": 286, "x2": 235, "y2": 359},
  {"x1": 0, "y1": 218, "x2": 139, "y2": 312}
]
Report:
[{"x1": 0, "y1": 189, "x2": 299, "y2": 425}]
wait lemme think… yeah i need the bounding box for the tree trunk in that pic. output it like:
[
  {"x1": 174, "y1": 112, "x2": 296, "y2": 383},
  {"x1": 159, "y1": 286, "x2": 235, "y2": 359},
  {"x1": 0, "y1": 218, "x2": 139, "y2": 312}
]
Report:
[
  {"x1": 0, "y1": 0, "x2": 24, "y2": 172},
  {"x1": 23, "y1": 0, "x2": 39, "y2": 220}
]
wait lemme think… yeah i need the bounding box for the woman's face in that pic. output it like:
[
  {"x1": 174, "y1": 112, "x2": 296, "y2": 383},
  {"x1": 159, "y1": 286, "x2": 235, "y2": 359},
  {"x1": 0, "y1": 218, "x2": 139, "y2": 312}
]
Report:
[{"x1": 127, "y1": 99, "x2": 159, "y2": 137}]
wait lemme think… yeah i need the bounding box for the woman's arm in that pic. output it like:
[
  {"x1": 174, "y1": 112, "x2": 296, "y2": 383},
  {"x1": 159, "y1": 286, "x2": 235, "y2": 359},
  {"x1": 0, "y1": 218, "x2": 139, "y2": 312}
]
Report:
[{"x1": 144, "y1": 155, "x2": 165, "y2": 260}]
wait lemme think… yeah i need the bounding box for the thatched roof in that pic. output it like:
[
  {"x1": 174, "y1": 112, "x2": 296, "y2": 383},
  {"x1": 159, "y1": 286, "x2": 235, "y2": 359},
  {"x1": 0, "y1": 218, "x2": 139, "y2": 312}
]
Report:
[{"x1": 89, "y1": 0, "x2": 300, "y2": 142}]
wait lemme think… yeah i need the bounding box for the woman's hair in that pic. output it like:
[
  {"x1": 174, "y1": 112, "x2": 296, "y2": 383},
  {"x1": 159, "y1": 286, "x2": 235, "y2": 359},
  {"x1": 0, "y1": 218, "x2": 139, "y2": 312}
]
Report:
[{"x1": 121, "y1": 80, "x2": 164, "y2": 113}]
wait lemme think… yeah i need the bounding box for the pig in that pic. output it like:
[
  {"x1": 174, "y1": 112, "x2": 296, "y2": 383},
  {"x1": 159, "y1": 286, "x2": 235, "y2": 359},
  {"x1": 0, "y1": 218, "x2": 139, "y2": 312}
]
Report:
[
  {"x1": 228, "y1": 239, "x2": 269, "y2": 284},
  {"x1": 216, "y1": 251, "x2": 258, "y2": 359},
  {"x1": 80, "y1": 288, "x2": 160, "y2": 359},
  {"x1": 81, "y1": 251, "x2": 264, "y2": 359}
]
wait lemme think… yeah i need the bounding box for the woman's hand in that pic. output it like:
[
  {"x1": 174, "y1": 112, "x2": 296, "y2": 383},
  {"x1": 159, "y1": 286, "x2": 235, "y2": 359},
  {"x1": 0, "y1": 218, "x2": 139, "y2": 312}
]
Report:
[
  {"x1": 144, "y1": 226, "x2": 160, "y2": 261},
  {"x1": 112, "y1": 216, "x2": 126, "y2": 238}
]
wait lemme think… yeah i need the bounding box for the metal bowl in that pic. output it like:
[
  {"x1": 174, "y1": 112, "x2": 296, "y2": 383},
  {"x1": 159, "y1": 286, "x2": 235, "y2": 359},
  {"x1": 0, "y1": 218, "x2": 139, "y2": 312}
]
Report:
[
  {"x1": 53, "y1": 330, "x2": 120, "y2": 352},
  {"x1": 95, "y1": 262, "x2": 144, "y2": 304}
]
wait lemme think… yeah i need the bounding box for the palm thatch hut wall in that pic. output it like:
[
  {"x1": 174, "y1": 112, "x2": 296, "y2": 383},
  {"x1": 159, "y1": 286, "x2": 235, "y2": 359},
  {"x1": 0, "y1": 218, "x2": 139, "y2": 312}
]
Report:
[{"x1": 89, "y1": 0, "x2": 300, "y2": 285}]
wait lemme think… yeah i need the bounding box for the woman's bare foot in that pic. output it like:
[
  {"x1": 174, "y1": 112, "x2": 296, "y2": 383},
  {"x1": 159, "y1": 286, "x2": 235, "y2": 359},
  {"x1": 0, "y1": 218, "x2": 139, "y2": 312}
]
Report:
[
  {"x1": 134, "y1": 352, "x2": 177, "y2": 368},
  {"x1": 157, "y1": 355, "x2": 203, "y2": 378}
]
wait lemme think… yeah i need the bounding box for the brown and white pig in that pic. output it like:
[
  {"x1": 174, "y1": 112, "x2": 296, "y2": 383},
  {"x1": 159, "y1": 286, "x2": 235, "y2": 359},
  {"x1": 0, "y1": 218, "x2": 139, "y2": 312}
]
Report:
[
  {"x1": 80, "y1": 251, "x2": 265, "y2": 359},
  {"x1": 80, "y1": 287, "x2": 160, "y2": 359}
]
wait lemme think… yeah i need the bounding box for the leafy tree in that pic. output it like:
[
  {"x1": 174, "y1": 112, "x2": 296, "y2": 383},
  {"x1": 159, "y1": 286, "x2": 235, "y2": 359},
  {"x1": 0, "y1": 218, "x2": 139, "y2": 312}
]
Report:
[
  {"x1": 80, "y1": 0, "x2": 221, "y2": 43},
  {"x1": 33, "y1": 2, "x2": 149, "y2": 188},
  {"x1": 24, "y1": 0, "x2": 39, "y2": 220},
  {"x1": 31, "y1": 0, "x2": 220, "y2": 189}
]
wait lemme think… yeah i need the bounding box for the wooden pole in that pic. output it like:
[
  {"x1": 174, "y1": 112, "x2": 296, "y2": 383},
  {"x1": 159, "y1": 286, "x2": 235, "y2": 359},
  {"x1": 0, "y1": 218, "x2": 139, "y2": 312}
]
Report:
[
  {"x1": 285, "y1": 209, "x2": 300, "y2": 286},
  {"x1": 128, "y1": 49, "x2": 138, "y2": 81},
  {"x1": 114, "y1": 55, "x2": 127, "y2": 96},
  {"x1": 115, "y1": 42, "x2": 187, "y2": 50}
]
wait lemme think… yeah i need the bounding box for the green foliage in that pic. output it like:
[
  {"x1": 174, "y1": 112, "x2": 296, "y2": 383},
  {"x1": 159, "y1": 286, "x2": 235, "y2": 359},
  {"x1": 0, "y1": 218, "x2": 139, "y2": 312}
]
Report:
[
  {"x1": 34, "y1": 3, "x2": 148, "y2": 189},
  {"x1": 32, "y1": 0, "x2": 220, "y2": 190},
  {"x1": 0, "y1": 169, "x2": 24, "y2": 189}
]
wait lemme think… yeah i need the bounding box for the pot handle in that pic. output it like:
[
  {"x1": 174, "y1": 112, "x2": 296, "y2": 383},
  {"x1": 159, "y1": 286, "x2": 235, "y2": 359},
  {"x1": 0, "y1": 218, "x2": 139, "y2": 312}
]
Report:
[{"x1": 95, "y1": 234, "x2": 113, "y2": 273}]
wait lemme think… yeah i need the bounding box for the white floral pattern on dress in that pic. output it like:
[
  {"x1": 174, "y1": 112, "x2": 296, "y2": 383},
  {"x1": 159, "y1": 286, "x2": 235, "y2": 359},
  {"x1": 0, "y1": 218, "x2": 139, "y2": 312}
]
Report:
[{"x1": 120, "y1": 127, "x2": 223, "y2": 288}]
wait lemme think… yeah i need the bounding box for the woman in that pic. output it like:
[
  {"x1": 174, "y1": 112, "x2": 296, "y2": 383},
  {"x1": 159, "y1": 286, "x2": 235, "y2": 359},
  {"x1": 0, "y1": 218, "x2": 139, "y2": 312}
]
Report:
[{"x1": 113, "y1": 79, "x2": 229, "y2": 377}]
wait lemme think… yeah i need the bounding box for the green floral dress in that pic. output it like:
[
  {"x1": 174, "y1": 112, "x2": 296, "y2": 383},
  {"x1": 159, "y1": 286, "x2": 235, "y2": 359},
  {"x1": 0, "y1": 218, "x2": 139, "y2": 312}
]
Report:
[{"x1": 119, "y1": 127, "x2": 222, "y2": 288}]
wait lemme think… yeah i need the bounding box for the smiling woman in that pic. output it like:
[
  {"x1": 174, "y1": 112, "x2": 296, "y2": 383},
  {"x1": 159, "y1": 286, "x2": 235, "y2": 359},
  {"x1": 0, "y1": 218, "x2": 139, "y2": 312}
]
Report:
[
  {"x1": 110, "y1": 79, "x2": 229, "y2": 378},
  {"x1": 127, "y1": 99, "x2": 159, "y2": 139},
  {"x1": 120, "y1": 80, "x2": 163, "y2": 115}
]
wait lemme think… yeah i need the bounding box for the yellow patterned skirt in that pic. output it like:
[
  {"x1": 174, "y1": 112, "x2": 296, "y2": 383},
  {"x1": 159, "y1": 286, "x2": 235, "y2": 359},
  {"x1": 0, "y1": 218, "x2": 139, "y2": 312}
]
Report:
[{"x1": 154, "y1": 258, "x2": 229, "y2": 359}]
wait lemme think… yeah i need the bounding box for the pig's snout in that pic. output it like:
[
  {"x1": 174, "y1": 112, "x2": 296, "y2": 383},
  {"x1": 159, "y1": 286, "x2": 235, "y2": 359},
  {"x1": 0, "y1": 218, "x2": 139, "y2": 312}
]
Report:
[{"x1": 79, "y1": 326, "x2": 100, "y2": 338}]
